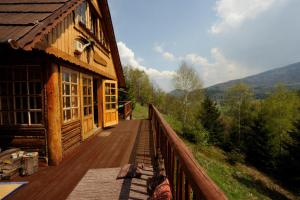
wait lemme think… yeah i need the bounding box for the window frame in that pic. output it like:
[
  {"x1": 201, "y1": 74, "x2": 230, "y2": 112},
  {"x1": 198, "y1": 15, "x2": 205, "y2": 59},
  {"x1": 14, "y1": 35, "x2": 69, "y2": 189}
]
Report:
[
  {"x1": 104, "y1": 82, "x2": 117, "y2": 111},
  {"x1": 61, "y1": 67, "x2": 80, "y2": 124},
  {"x1": 81, "y1": 74, "x2": 93, "y2": 118},
  {"x1": 0, "y1": 65, "x2": 43, "y2": 126}
]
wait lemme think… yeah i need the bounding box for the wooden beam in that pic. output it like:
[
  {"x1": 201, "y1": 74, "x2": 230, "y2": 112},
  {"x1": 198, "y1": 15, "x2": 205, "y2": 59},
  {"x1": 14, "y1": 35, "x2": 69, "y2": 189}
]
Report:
[{"x1": 46, "y1": 62, "x2": 63, "y2": 165}]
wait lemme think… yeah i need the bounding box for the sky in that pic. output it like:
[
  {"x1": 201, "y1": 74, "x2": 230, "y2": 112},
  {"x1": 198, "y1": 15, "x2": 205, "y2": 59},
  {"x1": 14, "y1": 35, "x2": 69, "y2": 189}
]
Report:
[{"x1": 108, "y1": 0, "x2": 300, "y2": 92}]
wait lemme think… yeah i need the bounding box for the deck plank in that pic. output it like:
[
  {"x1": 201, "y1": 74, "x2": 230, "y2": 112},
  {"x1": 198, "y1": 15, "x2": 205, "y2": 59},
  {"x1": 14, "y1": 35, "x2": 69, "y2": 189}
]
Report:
[{"x1": 6, "y1": 120, "x2": 147, "y2": 200}]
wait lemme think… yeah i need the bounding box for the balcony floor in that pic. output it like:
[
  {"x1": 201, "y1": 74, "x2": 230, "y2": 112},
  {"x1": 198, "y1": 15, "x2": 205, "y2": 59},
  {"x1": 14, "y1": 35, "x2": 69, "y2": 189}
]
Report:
[{"x1": 6, "y1": 119, "x2": 154, "y2": 200}]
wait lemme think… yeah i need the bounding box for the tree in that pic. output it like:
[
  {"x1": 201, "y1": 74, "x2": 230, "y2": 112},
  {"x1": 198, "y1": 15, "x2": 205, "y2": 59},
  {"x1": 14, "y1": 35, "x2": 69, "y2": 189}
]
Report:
[
  {"x1": 262, "y1": 85, "x2": 300, "y2": 157},
  {"x1": 173, "y1": 62, "x2": 202, "y2": 129},
  {"x1": 246, "y1": 112, "x2": 278, "y2": 171},
  {"x1": 200, "y1": 95, "x2": 224, "y2": 145},
  {"x1": 279, "y1": 118, "x2": 300, "y2": 187},
  {"x1": 124, "y1": 66, "x2": 153, "y2": 105},
  {"x1": 224, "y1": 83, "x2": 254, "y2": 150}
]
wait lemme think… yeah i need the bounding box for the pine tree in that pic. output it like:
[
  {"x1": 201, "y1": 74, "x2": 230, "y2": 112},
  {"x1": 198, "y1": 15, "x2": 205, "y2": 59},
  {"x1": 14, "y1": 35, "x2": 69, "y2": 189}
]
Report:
[
  {"x1": 280, "y1": 118, "x2": 300, "y2": 187},
  {"x1": 246, "y1": 113, "x2": 278, "y2": 171},
  {"x1": 200, "y1": 96, "x2": 224, "y2": 145}
]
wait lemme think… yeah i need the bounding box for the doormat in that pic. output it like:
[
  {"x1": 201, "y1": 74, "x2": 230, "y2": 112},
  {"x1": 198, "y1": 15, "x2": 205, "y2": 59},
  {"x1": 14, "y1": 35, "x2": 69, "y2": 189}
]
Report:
[
  {"x1": 98, "y1": 131, "x2": 111, "y2": 137},
  {"x1": 0, "y1": 181, "x2": 28, "y2": 199}
]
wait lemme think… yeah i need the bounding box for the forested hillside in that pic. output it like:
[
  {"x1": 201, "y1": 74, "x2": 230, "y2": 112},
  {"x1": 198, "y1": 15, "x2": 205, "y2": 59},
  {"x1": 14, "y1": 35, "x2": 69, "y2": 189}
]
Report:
[
  {"x1": 123, "y1": 63, "x2": 300, "y2": 199},
  {"x1": 206, "y1": 62, "x2": 300, "y2": 100}
]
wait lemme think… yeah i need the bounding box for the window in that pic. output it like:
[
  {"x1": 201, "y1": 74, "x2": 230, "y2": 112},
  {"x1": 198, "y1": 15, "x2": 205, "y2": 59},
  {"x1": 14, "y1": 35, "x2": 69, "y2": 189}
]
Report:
[
  {"x1": 90, "y1": 11, "x2": 99, "y2": 36},
  {"x1": 0, "y1": 66, "x2": 42, "y2": 125},
  {"x1": 62, "y1": 68, "x2": 79, "y2": 122},
  {"x1": 76, "y1": 0, "x2": 86, "y2": 25},
  {"x1": 82, "y1": 76, "x2": 92, "y2": 116},
  {"x1": 104, "y1": 82, "x2": 117, "y2": 110}
]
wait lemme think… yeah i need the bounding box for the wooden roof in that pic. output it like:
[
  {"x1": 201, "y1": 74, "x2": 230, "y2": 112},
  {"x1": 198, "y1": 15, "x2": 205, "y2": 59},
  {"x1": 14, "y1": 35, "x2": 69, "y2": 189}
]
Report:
[{"x1": 0, "y1": 0, "x2": 125, "y2": 87}]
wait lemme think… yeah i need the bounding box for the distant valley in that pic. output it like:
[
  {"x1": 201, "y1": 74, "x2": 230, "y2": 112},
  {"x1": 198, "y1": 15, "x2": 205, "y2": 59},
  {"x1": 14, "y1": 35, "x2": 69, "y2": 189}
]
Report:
[{"x1": 205, "y1": 62, "x2": 300, "y2": 100}]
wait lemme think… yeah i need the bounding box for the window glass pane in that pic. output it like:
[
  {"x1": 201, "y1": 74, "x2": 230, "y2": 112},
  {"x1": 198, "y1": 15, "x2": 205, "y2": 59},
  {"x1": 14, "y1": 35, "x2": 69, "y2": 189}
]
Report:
[
  {"x1": 87, "y1": 87, "x2": 91, "y2": 95},
  {"x1": 105, "y1": 96, "x2": 110, "y2": 102},
  {"x1": 1, "y1": 97, "x2": 8, "y2": 110},
  {"x1": 84, "y1": 107, "x2": 88, "y2": 116},
  {"x1": 105, "y1": 87, "x2": 110, "y2": 95},
  {"x1": 111, "y1": 103, "x2": 116, "y2": 109},
  {"x1": 106, "y1": 103, "x2": 110, "y2": 110},
  {"x1": 65, "y1": 84, "x2": 70, "y2": 95},
  {"x1": 15, "y1": 82, "x2": 27, "y2": 95},
  {"x1": 71, "y1": 85, "x2": 77, "y2": 95},
  {"x1": 30, "y1": 112, "x2": 42, "y2": 124},
  {"x1": 30, "y1": 97, "x2": 41, "y2": 109},
  {"x1": 15, "y1": 68, "x2": 27, "y2": 81},
  {"x1": 71, "y1": 73, "x2": 77, "y2": 83},
  {"x1": 83, "y1": 78, "x2": 87, "y2": 85},
  {"x1": 88, "y1": 97, "x2": 92, "y2": 105},
  {"x1": 83, "y1": 86, "x2": 87, "y2": 95},
  {"x1": 83, "y1": 97, "x2": 87, "y2": 106},
  {"x1": 29, "y1": 82, "x2": 42, "y2": 95},
  {"x1": 72, "y1": 108, "x2": 78, "y2": 119},
  {"x1": 15, "y1": 97, "x2": 28, "y2": 110},
  {"x1": 28, "y1": 69, "x2": 40, "y2": 81},
  {"x1": 16, "y1": 112, "x2": 28, "y2": 124},
  {"x1": 0, "y1": 68, "x2": 11, "y2": 81},
  {"x1": 2, "y1": 111, "x2": 9, "y2": 124},
  {"x1": 111, "y1": 83, "x2": 115, "y2": 88},
  {"x1": 0, "y1": 82, "x2": 6, "y2": 95},
  {"x1": 71, "y1": 96, "x2": 78, "y2": 107},
  {"x1": 63, "y1": 72, "x2": 70, "y2": 82},
  {"x1": 64, "y1": 109, "x2": 71, "y2": 121},
  {"x1": 65, "y1": 97, "x2": 70, "y2": 108},
  {"x1": 9, "y1": 112, "x2": 14, "y2": 124},
  {"x1": 111, "y1": 89, "x2": 115, "y2": 95},
  {"x1": 88, "y1": 106, "x2": 92, "y2": 114},
  {"x1": 111, "y1": 96, "x2": 116, "y2": 103}
]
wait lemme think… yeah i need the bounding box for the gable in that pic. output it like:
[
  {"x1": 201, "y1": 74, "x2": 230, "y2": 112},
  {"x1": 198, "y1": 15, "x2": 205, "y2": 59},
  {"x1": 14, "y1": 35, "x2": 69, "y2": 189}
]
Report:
[{"x1": 0, "y1": 0, "x2": 125, "y2": 87}]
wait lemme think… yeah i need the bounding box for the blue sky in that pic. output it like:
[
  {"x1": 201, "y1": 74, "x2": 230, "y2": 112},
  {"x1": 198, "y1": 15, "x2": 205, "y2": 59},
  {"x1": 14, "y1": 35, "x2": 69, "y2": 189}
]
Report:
[{"x1": 108, "y1": 0, "x2": 300, "y2": 91}]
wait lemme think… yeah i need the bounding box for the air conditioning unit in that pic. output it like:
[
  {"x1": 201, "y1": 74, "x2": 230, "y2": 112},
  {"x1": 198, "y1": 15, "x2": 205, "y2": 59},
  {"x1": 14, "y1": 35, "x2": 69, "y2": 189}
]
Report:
[{"x1": 74, "y1": 40, "x2": 83, "y2": 55}]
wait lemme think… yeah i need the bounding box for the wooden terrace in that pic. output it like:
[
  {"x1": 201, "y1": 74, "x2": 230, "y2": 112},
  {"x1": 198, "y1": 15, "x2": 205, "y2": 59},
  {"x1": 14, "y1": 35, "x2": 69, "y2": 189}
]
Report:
[{"x1": 6, "y1": 105, "x2": 227, "y2": 200}]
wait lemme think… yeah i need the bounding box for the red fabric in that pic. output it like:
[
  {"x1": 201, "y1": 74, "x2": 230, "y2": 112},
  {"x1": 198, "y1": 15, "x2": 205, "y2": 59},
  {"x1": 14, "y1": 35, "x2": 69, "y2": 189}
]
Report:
[{"x1": 152, "y1": 178, "x2": 172, "y2": 200}]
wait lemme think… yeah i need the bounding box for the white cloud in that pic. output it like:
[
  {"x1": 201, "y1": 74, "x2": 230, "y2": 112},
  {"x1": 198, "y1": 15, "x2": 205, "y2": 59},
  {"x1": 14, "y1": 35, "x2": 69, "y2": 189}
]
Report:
[
  {"x1": 117, "y1": 41, "x2": 176, "y2": 86},
  {"x1": 183, "y1": 48, "x2": 258, "y2": 86},
  {"x1": 154, "y1": 44, "x2": 176, "y2": 61},
  {"x1": 152, "y1": 42, "x2": 258, "y2": 87},
  {"x1": 211, "y1": 0, "x2": 279, "y2": 34}
]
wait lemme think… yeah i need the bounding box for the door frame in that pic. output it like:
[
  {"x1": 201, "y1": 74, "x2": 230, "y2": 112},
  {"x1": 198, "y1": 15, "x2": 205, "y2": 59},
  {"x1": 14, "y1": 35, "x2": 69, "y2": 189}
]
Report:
[{"x1": 80, "y1": 73, "x2": 94, "y2": 140}]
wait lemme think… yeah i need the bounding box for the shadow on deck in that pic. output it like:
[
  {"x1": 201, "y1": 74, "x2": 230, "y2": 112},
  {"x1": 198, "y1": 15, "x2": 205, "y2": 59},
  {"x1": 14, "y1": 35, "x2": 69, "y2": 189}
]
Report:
[{"x1": 8, "y1": 119, "x2": 154, "y2": 200}]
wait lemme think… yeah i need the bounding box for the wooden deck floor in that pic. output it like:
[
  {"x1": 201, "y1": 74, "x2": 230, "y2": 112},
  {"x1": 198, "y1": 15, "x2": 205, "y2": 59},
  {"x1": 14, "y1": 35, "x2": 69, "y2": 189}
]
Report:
[{"x1": 6, "y1": 119, "x2": 153, "y2": 200}]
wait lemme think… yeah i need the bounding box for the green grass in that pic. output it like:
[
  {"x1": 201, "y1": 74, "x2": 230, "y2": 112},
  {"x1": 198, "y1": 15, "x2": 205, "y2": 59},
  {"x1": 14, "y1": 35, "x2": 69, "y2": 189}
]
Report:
[
  {"x1": 163, "y1": 112, "x2": 297, "y2": 200},
  {"x1": 163, "y1": 114, "x2": 183, "y2": 133},
  {"x1": 185, "y1": 143, "x2": 297, "y2": 200},
  {"x1": 134, "y1": 104, "x2": 297, "y2": 199},
  {"x1": 132, "y1": 103, "x2": 148, "y2": 119}
]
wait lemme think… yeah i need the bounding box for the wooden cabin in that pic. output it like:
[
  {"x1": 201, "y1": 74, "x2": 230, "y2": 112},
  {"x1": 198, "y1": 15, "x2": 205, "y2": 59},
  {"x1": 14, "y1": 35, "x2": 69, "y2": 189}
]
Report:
[{"x1": 0, "y1": 0, "x2": 125, "y2": 165}]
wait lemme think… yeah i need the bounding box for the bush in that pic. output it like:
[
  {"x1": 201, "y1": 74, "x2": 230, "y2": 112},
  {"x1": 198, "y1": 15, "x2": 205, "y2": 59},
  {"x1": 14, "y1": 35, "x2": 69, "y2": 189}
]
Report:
[{"x1": 227, "y1": 149, "x2": 245, "y2": 165}]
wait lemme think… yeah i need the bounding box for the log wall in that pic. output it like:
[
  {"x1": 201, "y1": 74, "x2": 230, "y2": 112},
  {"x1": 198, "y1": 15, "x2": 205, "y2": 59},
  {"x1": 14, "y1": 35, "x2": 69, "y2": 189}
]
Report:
[{"x1": 61, "y1": 120, "x2": 82, "y2": 154}]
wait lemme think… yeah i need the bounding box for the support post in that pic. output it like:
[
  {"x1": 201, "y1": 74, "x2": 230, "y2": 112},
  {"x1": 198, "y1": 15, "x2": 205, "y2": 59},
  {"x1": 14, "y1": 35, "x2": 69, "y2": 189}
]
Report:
[{"x1": 46, "y1": 63, "x2": 62, "y2": 165}]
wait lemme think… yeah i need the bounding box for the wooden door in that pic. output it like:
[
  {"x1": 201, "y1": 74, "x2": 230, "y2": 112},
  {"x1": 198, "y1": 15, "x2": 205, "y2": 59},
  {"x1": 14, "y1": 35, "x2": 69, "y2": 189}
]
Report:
[
  {"x1": 102, "y1": 80, "x2": 118, "y2": 127},
  {"x1": 81, "y1": 74, "x2": 94, "y2": 139}
]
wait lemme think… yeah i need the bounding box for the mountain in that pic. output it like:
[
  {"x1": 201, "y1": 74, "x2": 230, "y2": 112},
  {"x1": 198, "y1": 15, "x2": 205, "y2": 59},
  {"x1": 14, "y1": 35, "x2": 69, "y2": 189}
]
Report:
[{"x1": 206, "y1": 62, "x2": 300, "y2": 100}]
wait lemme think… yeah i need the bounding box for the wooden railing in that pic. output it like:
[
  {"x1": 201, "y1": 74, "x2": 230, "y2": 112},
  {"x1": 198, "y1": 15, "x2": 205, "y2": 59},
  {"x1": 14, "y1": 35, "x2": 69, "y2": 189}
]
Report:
[
  {"x1": 119, "y1": 101, "x2": 132, "y2": 119},
  {"x1": 149, "y1": 104, "x2": 227, "y2": 200}
]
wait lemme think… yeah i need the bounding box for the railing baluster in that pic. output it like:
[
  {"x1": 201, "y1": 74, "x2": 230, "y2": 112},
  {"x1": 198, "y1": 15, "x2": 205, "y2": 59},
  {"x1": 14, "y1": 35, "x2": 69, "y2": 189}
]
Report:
[
  {"x1": 149, "y1": 104, "x2": 227, "y2": 200},
  {"x1": 176, "y1": 159, "x2": 180, "y2": 200},
  {"x1": 185, "y1": 178, "x2": 192, "y2": 200},
  {"x1": 170, "y1": 149, "x2": 175, "y2": 195}
]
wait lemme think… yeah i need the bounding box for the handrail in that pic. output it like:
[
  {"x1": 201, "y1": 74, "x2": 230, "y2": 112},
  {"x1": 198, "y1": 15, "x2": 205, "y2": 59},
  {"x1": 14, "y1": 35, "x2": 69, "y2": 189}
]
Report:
[
  {"x1": 149, "y1": 104, "x2": 227, "y2": 200},
  {"x1": 119, "y1": 101, "x2": 132, "y2": 119}
]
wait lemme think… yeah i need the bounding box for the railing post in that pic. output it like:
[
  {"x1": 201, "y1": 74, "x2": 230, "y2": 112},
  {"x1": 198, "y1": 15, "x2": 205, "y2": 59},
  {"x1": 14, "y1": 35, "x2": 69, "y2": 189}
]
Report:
[
  {"x1": 150, "y1": 105, "x2": 227, "y2": 200},
  {"x1": 176, "y1": 158, "x2": 180, "y2": 200},
  {"x1": 185, "y1": 178, "x2": 192, "y2": 200}
]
